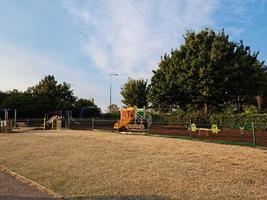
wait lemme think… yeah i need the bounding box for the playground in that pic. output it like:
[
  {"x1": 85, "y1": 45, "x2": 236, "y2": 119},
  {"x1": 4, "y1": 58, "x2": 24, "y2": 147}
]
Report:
[
  {"x1": 2, "y1": 106, "x2": 267, "y2": 147},
  {"x1": 0, "y1": 129, "x2": 266, "y2": 200}
]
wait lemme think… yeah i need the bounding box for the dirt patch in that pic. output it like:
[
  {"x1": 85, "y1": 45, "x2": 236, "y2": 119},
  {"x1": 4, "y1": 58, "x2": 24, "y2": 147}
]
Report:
[{"x1": 0, "y1": 130, "x2": 266, "y2": 200}]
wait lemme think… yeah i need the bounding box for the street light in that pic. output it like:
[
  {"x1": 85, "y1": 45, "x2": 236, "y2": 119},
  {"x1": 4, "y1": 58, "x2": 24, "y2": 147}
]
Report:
[{"x1": 109, "y1": 73, "x2": 119, "y2": 113}]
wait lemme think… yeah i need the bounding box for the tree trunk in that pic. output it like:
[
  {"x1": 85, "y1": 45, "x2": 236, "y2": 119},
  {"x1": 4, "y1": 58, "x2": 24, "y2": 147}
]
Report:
[
  {"x1": 255, "y1": 95, "x2": 263, "y2": 110},
  {"x1": 204, "y1": 101, "x2": 208, "y2": 114},
  {"x1": 237, "y1": 95, "x2": 241, "y2": 113}
]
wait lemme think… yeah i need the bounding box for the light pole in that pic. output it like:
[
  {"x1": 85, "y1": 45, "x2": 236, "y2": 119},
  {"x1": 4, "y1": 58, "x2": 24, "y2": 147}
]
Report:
[{"x1": 109, "y1": 73, "x2": 119, "y2": 113}]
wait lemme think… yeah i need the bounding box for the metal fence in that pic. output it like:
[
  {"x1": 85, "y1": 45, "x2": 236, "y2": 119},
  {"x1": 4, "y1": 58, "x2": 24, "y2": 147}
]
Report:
[
  {"x1": 149, "y1": 121, "x2": 267, "y2": 147},
  {"x1": 0, "y1": 119, "x2": 13, "y2": 133},
  {"x1": 16, "y1": 118, "x2": 44, "y2": 127},
  {"x1": 69, "y1": 118, "x2": 118, "y2": 131},
  {"x1": 4, "y1": 117, "x2": 267, "y2": 147}
]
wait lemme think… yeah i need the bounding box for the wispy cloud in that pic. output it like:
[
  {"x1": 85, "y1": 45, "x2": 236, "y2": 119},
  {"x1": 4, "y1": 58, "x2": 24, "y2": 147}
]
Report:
[
  {"x1": 2, "y1": 0, "x2": 259, "y2": 110},
  {"x1": 0, "y1": 39, "x2": 107, "y2": 108},
  {"x1": 215, "y1": 0, "x2": 262, "y2": 38},
  {"x1": 65, "y1": 0, "x2": 219, "y2": 79}
]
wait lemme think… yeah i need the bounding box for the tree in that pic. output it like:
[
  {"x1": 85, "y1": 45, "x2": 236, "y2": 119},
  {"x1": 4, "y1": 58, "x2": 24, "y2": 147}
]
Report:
[
  {"x1": 73, "y1": 98, "x2": 100, "y2": 117},
  {"x1": 149, "y1": 28, "x2": 266, "y2": 113},
  {"x1": 225, "y1": 41, "x2": 266, "y2": 112},
  {"x1": 27, "y1": 75, "x2": 76, "y2": 114},
  {"x1": 107, "y1": 104, "x2": 120, "y2": 113},
  {"x1": 255, "y1": 72, "x2": 267, "y2": 109},
  {"x1": 0, "y1": 75, "x2": 102, "y2": 118},
  {"x1": 0, "y1": 91, "x2": 7, "y2": 105},
  {"x1": 148, "y1": 54, "x2": 188, "y2": 111},
  {"x1": 121, "y1": 79, "x2": 149, "y2": 108},
  {"x1": 1, "y1": 90, "x2": 36, "y2": 118}
]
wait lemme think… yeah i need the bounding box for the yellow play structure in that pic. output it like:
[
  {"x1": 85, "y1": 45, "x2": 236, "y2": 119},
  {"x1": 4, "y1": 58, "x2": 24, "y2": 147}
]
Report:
[
  {"x1": 190, "y1": 123, "x2": 220, "y2": 134},
  {"x1": 114, "y1": 107, "x2": 152, "y2": 132}
]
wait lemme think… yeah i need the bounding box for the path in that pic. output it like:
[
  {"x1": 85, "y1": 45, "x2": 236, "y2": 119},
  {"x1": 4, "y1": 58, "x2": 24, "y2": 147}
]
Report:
[{"x1": 0, "y1": 170, "x2": 59, "y2": 200}]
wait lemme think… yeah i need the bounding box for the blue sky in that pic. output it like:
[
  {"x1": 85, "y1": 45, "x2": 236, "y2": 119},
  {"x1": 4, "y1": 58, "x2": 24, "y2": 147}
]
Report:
[{"x1": 0, "y1": 0, "x2": 266, "y2": 111}]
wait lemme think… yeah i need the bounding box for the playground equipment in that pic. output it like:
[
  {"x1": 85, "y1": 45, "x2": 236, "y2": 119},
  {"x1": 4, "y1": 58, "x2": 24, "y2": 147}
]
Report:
[
  {"x1": 44, "y1": 106, "x2": 101, "y2": 130},
  {"x1": 0, "y1": 108, "x2": 17, "y2": 133},
  {"x1": 189, "y1": 123, "x2": 220, "y2": 134},
  {"x1": 44, "y1": 111, "x2": 62, "y2": 130},
  {"x1": 44, "y1": 110, "x2": 80, "y2": 130},
  {"x1": 114, "y1": 106, "x2": 152, "y2": 132}
]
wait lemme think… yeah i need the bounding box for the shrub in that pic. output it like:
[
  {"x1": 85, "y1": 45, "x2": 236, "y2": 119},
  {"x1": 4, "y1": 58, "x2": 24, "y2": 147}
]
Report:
[{"x1": 242, "y1": 105, "x2": 258, "y2": 115}]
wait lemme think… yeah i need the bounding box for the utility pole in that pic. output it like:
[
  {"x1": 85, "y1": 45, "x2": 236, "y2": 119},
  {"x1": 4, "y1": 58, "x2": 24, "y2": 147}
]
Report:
[{"x1": 109, "y1": 73, "x2": 119, "y2": 113}]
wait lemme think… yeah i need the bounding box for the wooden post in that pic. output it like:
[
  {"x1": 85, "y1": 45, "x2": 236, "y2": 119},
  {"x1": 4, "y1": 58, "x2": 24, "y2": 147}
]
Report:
[
  {"x1": 189, "y1": 120, "x2": 192, "y2": 140},
  {"x1": 14, "y1": 109, "x2": 17, "y2": 129},
  {"x1": 52, "y1": 118, "x2": 54, "y2": 130},
  {"x1": 43, "y1": 118, "x2": 46, "y2": 130},
  {"x1": 92, "y1": 117, "x2": 94, "y2": 130},
  {"x1": 10, "y1": 119, "x2": 13, "y2": 132},
  {"x1": 4, "y1": 109, "x2": 8, "y2": 121}
]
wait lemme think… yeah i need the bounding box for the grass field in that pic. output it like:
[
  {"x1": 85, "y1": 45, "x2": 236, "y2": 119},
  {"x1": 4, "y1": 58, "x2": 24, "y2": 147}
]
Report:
[{"x1": 0, "y1": 130, "x2": 266, "y2": 200}]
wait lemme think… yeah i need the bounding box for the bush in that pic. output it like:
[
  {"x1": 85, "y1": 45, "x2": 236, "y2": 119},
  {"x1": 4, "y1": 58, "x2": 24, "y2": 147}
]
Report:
[
  {"x1": 242, "y1": 105, "x2": 258, "y2": 115},
  {"x1": 151, "y1": 110, "x2": 267, "y2": 130},
  {"x1": 221, "y1": 103, "x2": 237, "y2": 115},
  {"x1": 209, "y1": 114, "x2": 267, "y2": 129}
]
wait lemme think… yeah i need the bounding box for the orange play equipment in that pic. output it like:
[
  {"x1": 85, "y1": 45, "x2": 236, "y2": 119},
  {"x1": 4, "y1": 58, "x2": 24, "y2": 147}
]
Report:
[{"x1": 114, "y1": 107, "x2": 134, "y2": 130}]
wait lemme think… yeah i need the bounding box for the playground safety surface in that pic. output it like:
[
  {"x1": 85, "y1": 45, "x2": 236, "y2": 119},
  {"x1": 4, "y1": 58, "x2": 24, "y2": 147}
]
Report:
[{"x1": 0, "y1": 129, "x2": 266, "y2": 200}]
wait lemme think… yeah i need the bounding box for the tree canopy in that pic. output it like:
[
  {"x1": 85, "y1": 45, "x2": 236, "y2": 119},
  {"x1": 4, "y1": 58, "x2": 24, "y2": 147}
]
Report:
[
  {"x1": 26, "y1": 75, "x2": 76, "y2": 115},
  {"x1": 0, "y1": 91, "x2": 7, "y2": 105},
  {"x1": 73, "y1": 98, "x2": 100, "y2": 117},
  {"x1": 149, "y1": 29, "x2": 266, "y2": 113},
  {"x1": 121, "y1": 79, "x2": 149, "y2": 108},
  {"x1": 107, "y1": 104, "x2": 120, "y2": 113},
  {"x1": 0, "y1": 75, "x2": 100, "y2": 118}
]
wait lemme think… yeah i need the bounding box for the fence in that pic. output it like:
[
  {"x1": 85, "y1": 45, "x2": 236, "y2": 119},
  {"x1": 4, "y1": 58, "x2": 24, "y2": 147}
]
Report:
[
  {"x1": 15, "y1": 118, "x2": 44, "y2": 128},
  {"x1": 68, "y1": 118, "x2": 267, "y2": 147},
  {"x1": 3, "y1": 117, "x2": 267, "y2": 147},
  {"x1": 69, "y1": 118, "x2": 118, "y2": 131},
  {"x1": 149, "y1": 120, "x2": 267, "y2": 147},
  {"x1": 0, "y1": 119, "x2": 13, "y2": 133}
]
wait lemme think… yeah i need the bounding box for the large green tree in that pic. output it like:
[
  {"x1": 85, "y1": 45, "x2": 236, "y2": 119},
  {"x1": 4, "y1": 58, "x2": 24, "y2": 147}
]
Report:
[
  {"x1": 1, "y1": 90, "x2": 36, "y2": 118},
  {"x1": 121, "y1": 79, "x2": 149, "y2": 108},
  {"x1": 0, "y1": 91, "x2": 7, "y2": 105},
  {"x1": 73, "y1": 98, "x2": 100, "y2": 117},
  {"x1": 107, "y1": 104, "x2": 120, "y2": 113},
  {"x1": 149, "y1": 29, "x2": 266, "y2": 113},
  {"x1": 149, "y1": 54, "x2": 188, "y2": 111},
  {"x1": 27, "y1": 75, "x2": 76, "y2": 114},
  {"x1": 0, "y1": 75, "x2": 102, "y2": 118}
]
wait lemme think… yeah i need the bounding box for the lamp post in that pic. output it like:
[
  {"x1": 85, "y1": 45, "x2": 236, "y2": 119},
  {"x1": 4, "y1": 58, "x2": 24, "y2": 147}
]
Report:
[{"x1": 109, "y1": 73, "x2": 119, "y2": 113}]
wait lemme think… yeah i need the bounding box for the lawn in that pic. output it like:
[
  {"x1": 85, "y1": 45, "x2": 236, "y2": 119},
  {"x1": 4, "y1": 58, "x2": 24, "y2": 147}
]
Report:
[{"x1": 0, "y1": 130, "x2": 266, "y2": 200}]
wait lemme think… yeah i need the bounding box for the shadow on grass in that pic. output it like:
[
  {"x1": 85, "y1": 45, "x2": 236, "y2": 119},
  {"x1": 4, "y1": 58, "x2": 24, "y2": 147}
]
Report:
[{"x1": 66, "y1": 195, "x2": 170, "y2": 200}]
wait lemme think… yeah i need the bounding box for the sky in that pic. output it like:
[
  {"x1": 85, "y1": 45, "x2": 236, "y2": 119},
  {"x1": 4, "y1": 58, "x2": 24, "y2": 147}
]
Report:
[{"x1": 0, "y1": 0, "x2": 267, "y2": 111}]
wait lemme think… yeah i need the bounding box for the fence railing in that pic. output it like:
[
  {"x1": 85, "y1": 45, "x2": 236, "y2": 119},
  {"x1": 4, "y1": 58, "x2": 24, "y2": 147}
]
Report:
[
  {"x1": 2, "y1": 117, "x2": 267, "y2": 147},
  {"x1": 148, "y1": 121, "x2": 267, "y2": 147},
  {"x1": 0, "y1": 119, "x2": 13, "y2": 133}
]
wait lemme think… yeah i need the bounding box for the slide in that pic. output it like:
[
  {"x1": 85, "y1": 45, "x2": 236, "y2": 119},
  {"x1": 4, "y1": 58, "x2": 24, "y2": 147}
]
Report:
[
  {"x1": 70, "y1": 116, "x2": 80, "y2": 124},
  {"x1": 114, "y1": 117, "x2": 133, "y2": 130},
  {"x1": 47, "y1": 115, "x2": 58, "y2": 124}
]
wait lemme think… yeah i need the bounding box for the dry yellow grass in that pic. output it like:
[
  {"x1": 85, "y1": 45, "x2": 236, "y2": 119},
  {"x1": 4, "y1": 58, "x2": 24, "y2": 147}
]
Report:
[{"x1": 0, "y1": 130, "x2": 266, "y2": 200}]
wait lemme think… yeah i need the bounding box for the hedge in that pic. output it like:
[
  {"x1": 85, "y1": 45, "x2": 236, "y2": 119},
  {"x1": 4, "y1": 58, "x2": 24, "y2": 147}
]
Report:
[{"x1": 151, "y1": 112, "x2": 267, "y2": 130}]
